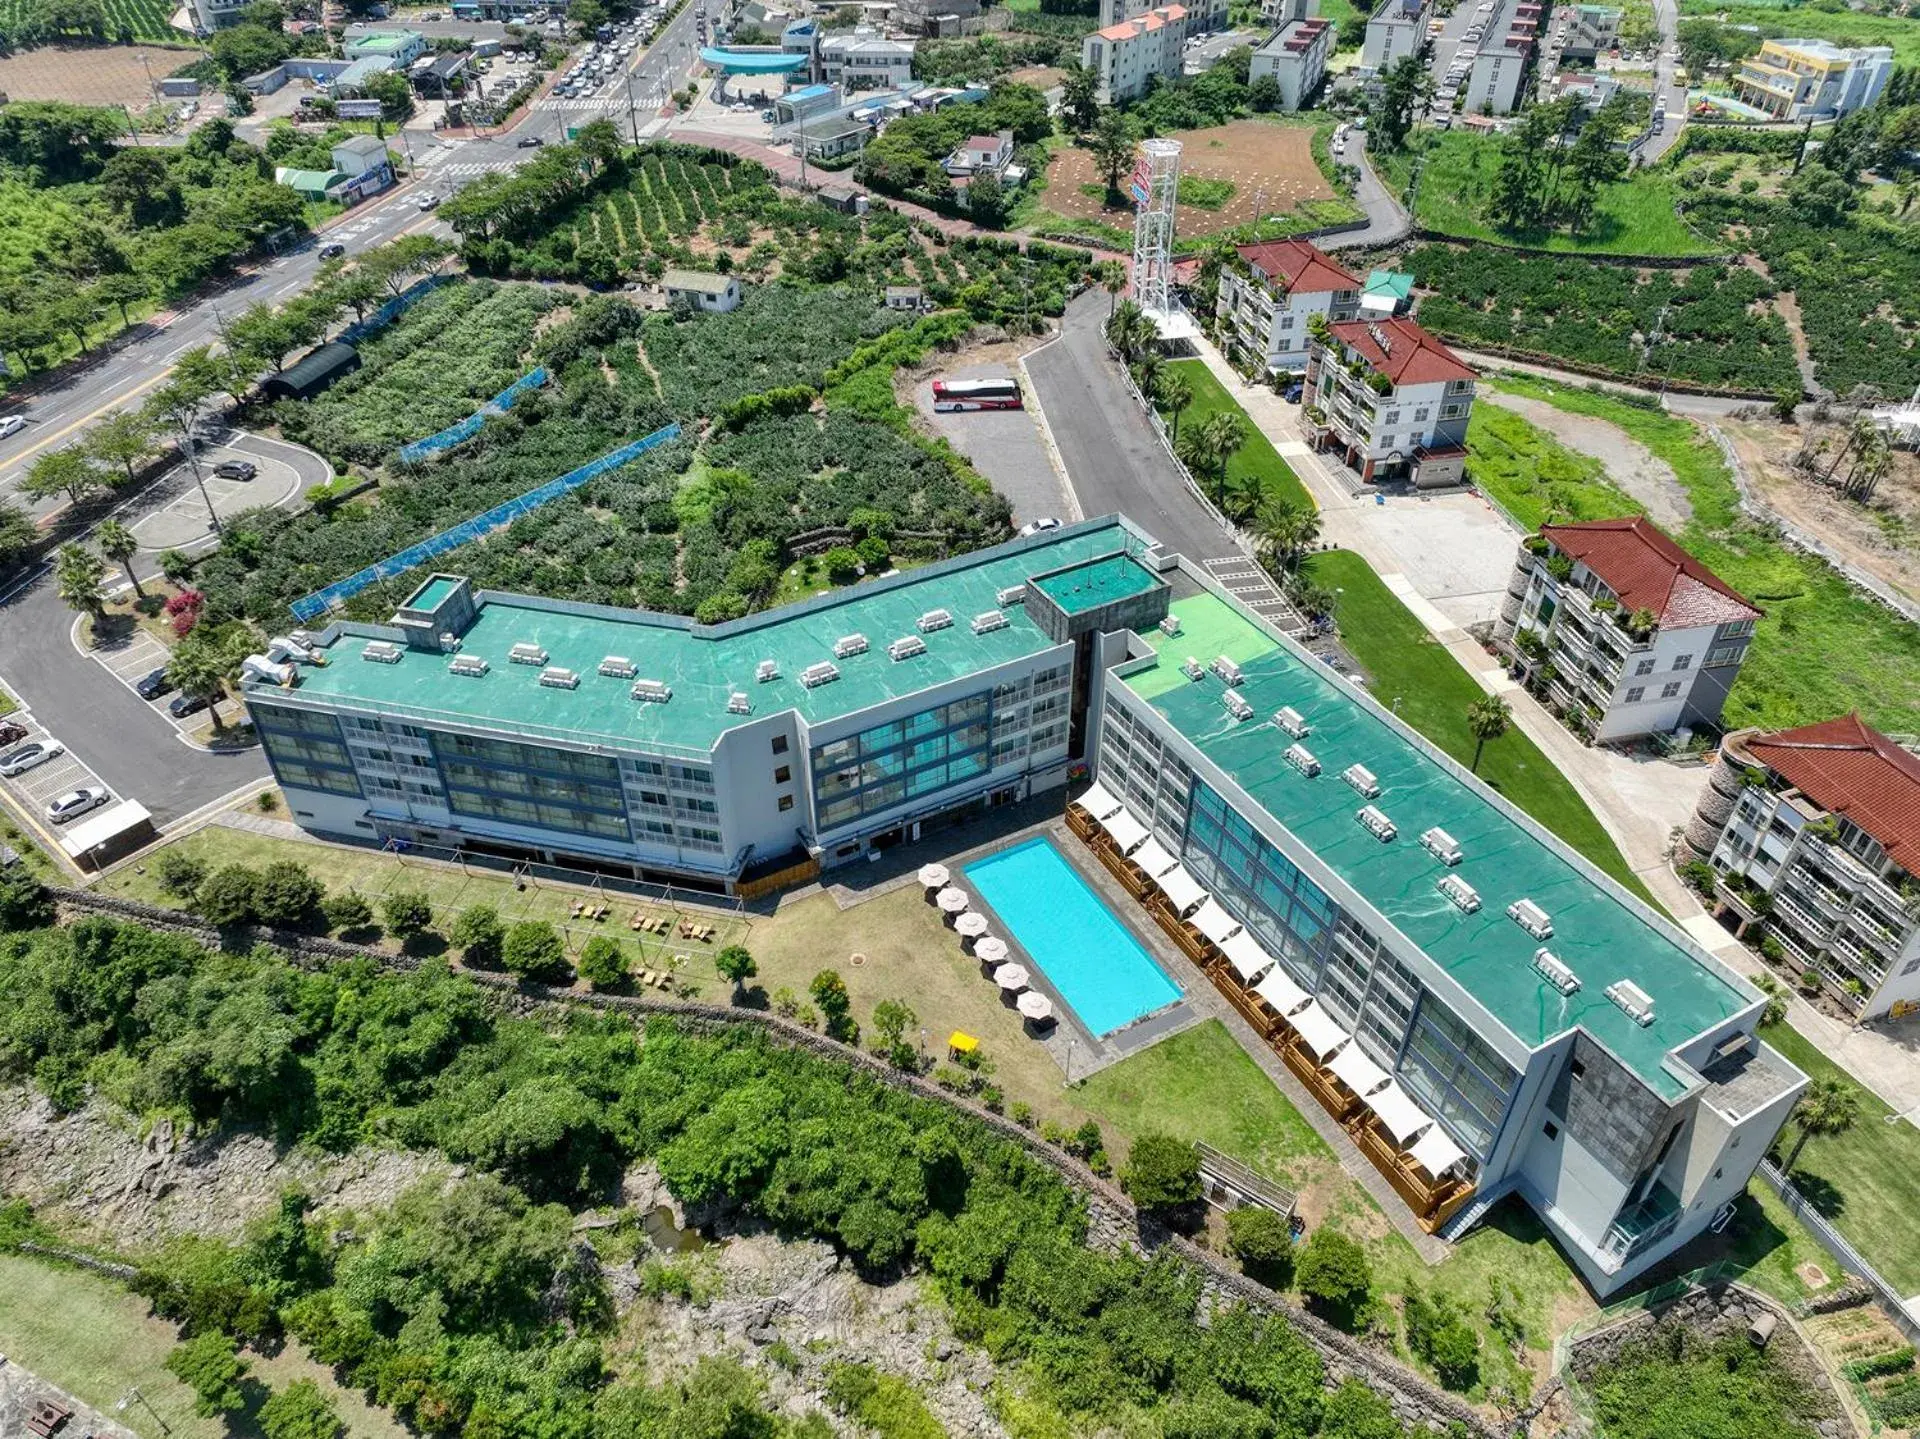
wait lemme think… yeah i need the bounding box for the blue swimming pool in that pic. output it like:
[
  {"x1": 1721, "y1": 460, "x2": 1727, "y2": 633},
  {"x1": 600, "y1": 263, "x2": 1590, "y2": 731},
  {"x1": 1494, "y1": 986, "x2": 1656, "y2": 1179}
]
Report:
[{"x1": 964, "y1": 836, "x2": 1182, "y2": 1036}]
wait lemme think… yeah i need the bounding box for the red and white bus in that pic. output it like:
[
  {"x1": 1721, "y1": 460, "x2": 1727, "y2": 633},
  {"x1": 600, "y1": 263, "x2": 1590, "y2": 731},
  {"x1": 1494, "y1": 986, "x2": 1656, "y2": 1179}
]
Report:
[{"x1": 932, "y1": 377, "x2": 1023, "y2": 412}]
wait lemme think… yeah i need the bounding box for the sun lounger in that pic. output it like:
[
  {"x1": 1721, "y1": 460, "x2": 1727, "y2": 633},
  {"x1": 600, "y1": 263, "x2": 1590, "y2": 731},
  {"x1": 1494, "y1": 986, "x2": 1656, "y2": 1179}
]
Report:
[
  {"x1": 630, "y1": 911, "x2": 645, "y2": 930},
  {"x1": 571, "y1": 900, "x2": 585, "y2": 918}
]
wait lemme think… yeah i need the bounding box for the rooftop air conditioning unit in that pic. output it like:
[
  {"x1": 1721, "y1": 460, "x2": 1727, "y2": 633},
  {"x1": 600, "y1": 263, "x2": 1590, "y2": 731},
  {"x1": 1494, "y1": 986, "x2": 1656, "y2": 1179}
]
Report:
[
  {"x1": 631, "y1": 678, "x2": 672, "y2": 703},
  {"x1": 539, "y1": 666, "x2": 579, "y2": 690},
  {"x1": 1607, "y1": 979, "x2": 1656, "y2": 1027},
  {"x1": 756, "y1": 659, "x2": 779, "y2": 683},
  {"x1": 833, "y1": 633, "x2": 869, "y2": 659},
  {"x1": 1284, "y1": 743, "x2": 1320, "y2": 777},
  {"x1": 800, "y1": 661, "x2": 840, "y2": 688},
  {"x1": 1507, "y1": 898, "x2": 1553, "y2": 940},
  {"x1": 1533, "y1": 947, "x2": 1581, "y2": 996},
  {"x1": 508, "y1": 642, "x2": 548, "y2": 665},
  {"x1": 362, "y1": 640, "x2": 403, "y2": 664},
  {"x1": 917, "y1": 608, "x2": 953, "y2": 634},
  {"x1": 727, "y1": 692, "x2": 751, "y2": 715},
  {"x1": 599, "y1": 655, "x2": 638, "y2": 678},
  {"x1": 1275, "y1": 706, "x2": 1310, "y2": 738},
  {"x1": 997, "y1": 585, "x2": 1027, "y2": 607},
  {"x1": 1439, "y1": 873, "x2": 1481, "y2": 914},
  {"x1": 1182, "y1": 657, "x2": 1206, "y2": 681},
  {"x1": 1421, "y1": 826, "x2": 1463, "y2": 866},
  {"x1": 1158, "y1": 615, "x2": 1182, "y2": 637},
  {"x1": 889, "y1": 635, "x2": 927, "y2": 662},
  {"x1": 1343, "y1": 763, "x2": 1379, "y2": 798},
  {"x1": 1211, "y1": 655, "x2": 1244, "y2": 687},
  {"x1": 438, "y1": 632, "x2": 462, "y2": 653},
  {"x1": 449, "y1": 654, "x2": 490, "y2": 678},
  {"x1": 1357, "y1": 804, "x2": 1396, "y2": 842},
  {"x1": 972, "y1": 609, "x2": 1009, "y2": 635},
  {"x1": 1224, "y1": 691, "x2": 1254, "y2": 721}
]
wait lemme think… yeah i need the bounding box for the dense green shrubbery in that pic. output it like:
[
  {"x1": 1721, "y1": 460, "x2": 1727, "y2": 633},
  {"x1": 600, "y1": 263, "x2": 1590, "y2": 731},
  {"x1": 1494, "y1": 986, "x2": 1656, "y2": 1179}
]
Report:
[
  {"x1": 1585, "y1": 1323, "x2": 1830, "y2": 1439},
  {"x1": 0, "y1": 911, "x2": 1429, "y2": 1438}
]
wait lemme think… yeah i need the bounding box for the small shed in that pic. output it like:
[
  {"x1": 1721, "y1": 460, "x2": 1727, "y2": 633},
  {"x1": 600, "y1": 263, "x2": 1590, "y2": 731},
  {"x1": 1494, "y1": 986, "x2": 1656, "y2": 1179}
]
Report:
[
  {"x1": 59, "y1": 801, "x2": 155, "y2": 870},
  {"x1": 274, "y1": 166, "x2": 347, "y2": 201},
  {"x1": 1361, "y1": 268, "x2": 1415, "y2": 317},
  {"x1": 331, "y1": 133, "x2": 390, "y2": 177},
  {"x1": 661, "y1": 269, "x2": 743, "y2": 314},
  {"x1": 884, "y1": 284, "x2": 926, "y2": 312},
  {"x1": 263, "y1": 341, "x2": 362, "y2": 400}
]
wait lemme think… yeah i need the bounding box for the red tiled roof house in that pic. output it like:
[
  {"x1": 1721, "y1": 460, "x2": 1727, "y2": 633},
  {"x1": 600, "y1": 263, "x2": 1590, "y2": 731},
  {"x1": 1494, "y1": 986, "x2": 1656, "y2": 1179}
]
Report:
[
  {"x1": 1216, "y1": 239, "x2": 1362, "y2": 379},
  {"x1": 1303, "y1": 316, "x2": 1477, "y2": 488}
]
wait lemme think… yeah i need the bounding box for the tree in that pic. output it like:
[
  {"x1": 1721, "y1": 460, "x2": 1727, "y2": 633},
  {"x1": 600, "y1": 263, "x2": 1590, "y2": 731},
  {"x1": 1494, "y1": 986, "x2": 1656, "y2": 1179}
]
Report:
[
  {"x1": 1226, "y1": 1205, "x2": 1294, "y2": 1288},
  {"x1": 1295, "y1": 1227, "x2": 1372, "y2": 1323},
  {"x1": 965, "y1": 167, "x2": 1006, "y2": 228},
  {"x1": 450, "y1": 903, "x2": 505, "y2": 966},
  {"x1": 165, "y1": 1331, "x2": 248, "y2": 1417},
  {"x1": 22, "y1": 447, "x2": 107, "y2": 507},
  {"x1": 1466, "y1": 693, "x2": 1512, "y2": 773},
  {"x1": 871, "y1": 998, "x2": 917, "y2": 1067},
  {"x1": 258, "y1": 1379, "x2": 342, "y2": 1439},
  {"x1": 1785, "y1": 163, "x2": 1857, "y2": 226},
  {"x1": 85, "y1": 408, "x2": 160, "y2": 489},
  {"x1": 166, "y1": 628, "x2": 247, "y2": 730},
  {"x1": 1095, "y1": 258, "x2": 1127, "y2": 319},
  {"x1": 254, "y1": 859, "x2": 324, "y2": 929},
  {"x1": 1404, "y1": 1288, "x2": 1480, "y2": 1389},
  {"x1": 1248, "y1": 72, "x2": 1281, "y2": 113},
  {"x1": 209, "y1": 22, "x2": 292, "y2": 81},
  {"x1": 321, "y1": 889, "x2": 374, "y2": 935},
  {"x1": 0, "y1": 499, "x2": 36, "y2": 573},
  {"x1": 93, "y1": 270, "x2": 152, "y2": 328},
  {"x1": 715, "y1": 944, "x2": 757, "y2": 1003},
  {"x1": 100, "y1": 147, "x2": 183, "y2": 227},
  {"x1": 503, "y1": 920, "x2": 570, "y2": 982},
  {"x1": 55, "y1": 542, "x2": 107, "y2": 617},
  {"x1": 195, "y1": 864, "x2": 261, "y2": 926},
  {"x1": 1156, "y1": 369, "x2": 1194, "y2": 445},
  {"x1": 1062, "y1": 62, "x2": 1099, "y2": 131},
  {"x1": 1090, "y1": 107, "x2": 1135, "y2": 198},
  {"x1": 361, "y1": 71, "x2": 415, "y2": 126},
  {"x1": 94, "y1": 518, "x2": 143, "y2": 599},
  {"x1": 382, "y1": 888, "x2": 435, "y2": 945},
  {"x1": 810, "y1": 968, "x2": 855, "y2": 1042},
  {"x1": 1781, "y1": 1076, "x2": 1859, "y2": 1174},
  {"x1": 155, "y1": 849, "x2": 208, "y2": 898},
  {"x1": 577, "y1": 935, "x2": 628, "y2": 990},
  {"x1": 1121, "y1": 1131, "x2": 1201, "y2": 1214},
  {"x1": 1252, "y1": 495, "x2": 1319, "y2": 572},
  {"x1": 1372, "y1": 55, "x2": 1428, "y2": 151},
  {"x1": 0, "y1": 866, "x2": 54, "y2": 931}
]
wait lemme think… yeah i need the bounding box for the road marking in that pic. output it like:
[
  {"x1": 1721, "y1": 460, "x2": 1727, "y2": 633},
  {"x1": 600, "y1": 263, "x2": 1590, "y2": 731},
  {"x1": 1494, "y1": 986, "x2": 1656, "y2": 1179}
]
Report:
[{"x1": 0, "y1": 369, "x2": 172, "y2": 480}]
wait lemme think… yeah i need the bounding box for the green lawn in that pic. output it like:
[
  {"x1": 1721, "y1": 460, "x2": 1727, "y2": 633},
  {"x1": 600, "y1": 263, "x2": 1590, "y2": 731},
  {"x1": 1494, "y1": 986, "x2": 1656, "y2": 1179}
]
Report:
[
  {"x1": 1304, "y1": 549, "x2": 1655, "y2": 904},
  {"x1": 1467, "y1": 398, "x2": 1640, "y2": 530},
  {"x1": 1674, "y1": 0, "x2": 1920, "y2": 64},
  {"x1": 0, "y1": 681, "x2": 16, "y2": 717},
  {"x1": 1371, "y1": 131, "x2": 1721, "y2": 258},
  {"x1": 1488, "y1": 376, "x2": 1920, "y2": 734},
  {"x1": 1158, "y1": 358, "x2": 1314, "y2": 512}
]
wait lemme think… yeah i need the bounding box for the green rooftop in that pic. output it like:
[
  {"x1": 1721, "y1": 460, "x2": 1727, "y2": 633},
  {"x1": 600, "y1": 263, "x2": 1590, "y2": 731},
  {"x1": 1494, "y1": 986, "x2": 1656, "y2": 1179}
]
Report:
[
  {"x1": 407, "y1": 575, "x2": 461, "y2": 610},
  {"x1": 1126, "y1": 593, "x2": 1753, "y2": 1096},
  {"x1": 1033, "y1": 553, "x2": 1161, "y2": 615},
  {"x1": 293, "y1": 523, "x2": 1145, "y2": 755}
]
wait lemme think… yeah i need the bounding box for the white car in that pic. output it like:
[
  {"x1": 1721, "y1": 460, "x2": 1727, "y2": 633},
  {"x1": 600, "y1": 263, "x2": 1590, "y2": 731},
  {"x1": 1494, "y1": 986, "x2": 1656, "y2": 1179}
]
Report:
[
  {"x1": 1018, "y1": 517, "x2": 1062, "y2": 537},
  {"x1": 0, "y1": 741, "x2": 63, "y2": 777},
  {"x1": 47, "y1": 787, "x2": 110, "y2": 825},
  {"x1": 417, "y1": 192, "x2": 442, "y2": 210},
  {"x1": 0, "y1": 415, "x2": 23, "y2": 441}
]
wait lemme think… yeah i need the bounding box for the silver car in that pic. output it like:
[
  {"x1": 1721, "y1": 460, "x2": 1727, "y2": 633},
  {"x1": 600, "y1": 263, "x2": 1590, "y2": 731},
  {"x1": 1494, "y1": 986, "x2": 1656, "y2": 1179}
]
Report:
[
  {"x1": 0, "y1": 740, "x2": 63, "y2": 776},
  {"x1": 47, "y1": 786, "x2": 110, "y2": 824}
]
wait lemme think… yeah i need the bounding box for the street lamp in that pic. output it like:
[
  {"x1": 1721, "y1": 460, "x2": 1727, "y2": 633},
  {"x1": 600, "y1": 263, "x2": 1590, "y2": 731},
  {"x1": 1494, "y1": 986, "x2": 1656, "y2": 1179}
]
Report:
[{"x1": 118, "y1": 1386, "x2": 171, "y2": 1436}]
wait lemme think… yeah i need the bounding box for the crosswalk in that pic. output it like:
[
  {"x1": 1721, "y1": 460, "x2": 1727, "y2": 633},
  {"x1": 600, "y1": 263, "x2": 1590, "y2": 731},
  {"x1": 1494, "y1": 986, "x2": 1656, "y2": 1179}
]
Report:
[
  {"x1": 1204, "y1": 555, "x2": 1311, "y2": 638},
  {"x1": 538, "y1": 94, "x2": 638, "y2": 113},
  {"x1": 425, "y1": 158, "x2": 520, "y2": 179}
]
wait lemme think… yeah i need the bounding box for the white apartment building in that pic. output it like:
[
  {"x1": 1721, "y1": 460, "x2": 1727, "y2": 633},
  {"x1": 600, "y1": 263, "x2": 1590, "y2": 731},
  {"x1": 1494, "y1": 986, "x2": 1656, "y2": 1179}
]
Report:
[
  {"x1": 1216, "y1": 239, "x2": 1361, "y2": 378},
  {"x1": 1103, "y1": 0, "x2": 1225, "y2": 32},
  {"x1": 1249, "y1": 16, "x2": 1335, "y2": 110},
  {"x1": 1554, "y1": 2, "x2": 1619, "y2": 60},
  {"x1": 1734, "y1": 38, "x2": 1894, "y2": 121},
  {"x1": 1688, "y1": 714, "x2": 1920, "y2": 1019},
  {"x1": 1304, "y1": 317, "x2": 1475, "y2": 487},
  {"x1": 819, "y1": 32, "x2": 917, "y2": 91},
  {"x1": 1081, "y1": 3, "x2": 1191, "y2": 104},
  {"x1": 1495, "y1": 517, "x2": 1760, "y2": 744},
  {"x1": 1362, "y1": 0, "x2": 1426, "y2": 71},
  {"x1": 1458, "y1": 0, "x2": 1541, "y2": 116}
]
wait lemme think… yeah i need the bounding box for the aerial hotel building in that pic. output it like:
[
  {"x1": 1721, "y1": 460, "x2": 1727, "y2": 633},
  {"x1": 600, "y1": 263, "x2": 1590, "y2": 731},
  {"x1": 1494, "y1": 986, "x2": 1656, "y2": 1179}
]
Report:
[{"x1": 244, "y1": 516, "x2": 1802, "y2": 1294}]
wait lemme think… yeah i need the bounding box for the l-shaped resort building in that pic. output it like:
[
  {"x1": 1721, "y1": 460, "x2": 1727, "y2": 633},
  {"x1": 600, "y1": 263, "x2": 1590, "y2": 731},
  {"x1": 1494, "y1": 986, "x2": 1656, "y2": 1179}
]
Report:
[{"x1": 241, "y1": 514, "x2": 1805, "y2": 1296}]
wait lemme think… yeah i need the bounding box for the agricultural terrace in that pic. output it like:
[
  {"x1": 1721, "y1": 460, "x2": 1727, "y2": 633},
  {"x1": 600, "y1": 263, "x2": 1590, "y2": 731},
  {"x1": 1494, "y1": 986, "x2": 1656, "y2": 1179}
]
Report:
[
  {"x1": 203, "y1": 279, "x2": 1012, "y2": 628},
  {"x1": 1472, "y1": 377, "x2": 1920, "y2": 733},
  {"x1": 1676, "y1": 0, "x2": 1920, "y2": 64},
  {"x1": 1041, "y1": 119, "x2": 1361, "y2": 249},
  {"x1": 1406, "y1": 244, "x2": 1802, "y2": 396},
  {"x1": 0, "y1": 41, "x2": 203, "y2": 104},
  {"x1": 1372, "y1": 130, "x2": 1718, "y2": 258}
]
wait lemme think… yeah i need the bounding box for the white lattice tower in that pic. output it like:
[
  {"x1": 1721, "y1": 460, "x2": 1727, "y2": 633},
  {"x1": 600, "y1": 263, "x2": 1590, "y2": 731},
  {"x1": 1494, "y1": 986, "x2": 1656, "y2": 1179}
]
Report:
[{"x1": 1129, "y1": 138, "x2": 1181, "y2": 316}]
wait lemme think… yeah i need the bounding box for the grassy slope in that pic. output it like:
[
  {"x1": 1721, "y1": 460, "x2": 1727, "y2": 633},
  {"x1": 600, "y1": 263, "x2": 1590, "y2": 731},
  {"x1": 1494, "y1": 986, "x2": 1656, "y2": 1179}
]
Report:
[
  {"x1": 1304, "y1": 549, "x2": 1654, "y2": 903},
  {"x1": 1466, "y1": 399, "x2": 1640, "y2": 531},
  {"x1": 1371, "y1": 131, "x2": 1720, "y2": 258},
  {"x1": 1488, "y1": 376, "x2": 1920, "y2": 733},
  {"x1": 1674, "y1": 0, "x2": 1920, "y2": 64},
  {"x1": 1159, "y1": 358, "x2": 1314, "y2": 511}
]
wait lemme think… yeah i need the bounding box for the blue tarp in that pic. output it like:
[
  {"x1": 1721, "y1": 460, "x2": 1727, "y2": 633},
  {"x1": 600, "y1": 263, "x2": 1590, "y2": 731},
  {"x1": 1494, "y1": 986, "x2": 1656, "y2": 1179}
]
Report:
[
  {"x1": 397, "y1": 366, "x2": 549, "y2": 463},
  {"x1": 339, "y1": 275, "x2": 448, "y2": 345},
  {"x1": 290, "y1": 422, "x2": 683, "y2": 621}
]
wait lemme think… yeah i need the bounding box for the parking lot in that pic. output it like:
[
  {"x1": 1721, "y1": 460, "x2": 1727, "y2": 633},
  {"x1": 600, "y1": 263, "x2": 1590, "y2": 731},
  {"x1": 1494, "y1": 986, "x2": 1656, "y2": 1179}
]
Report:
[
  {"x1": 914, "y1": 364, "x2": 1074, "y2": 529},
  {"x1": 126, "y1": 440, "x2": 304, "y2": 572},
  {"x1": 0, "y1": 709, "x2": 114, "y2": 833}
]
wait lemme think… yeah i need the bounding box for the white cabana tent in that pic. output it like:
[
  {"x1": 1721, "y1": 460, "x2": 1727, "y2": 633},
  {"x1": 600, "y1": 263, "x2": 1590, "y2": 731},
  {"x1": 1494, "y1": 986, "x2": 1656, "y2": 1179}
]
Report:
[
  {"x1": 1221, "y1": 930, "x2": 1275, "y2": 982},
  {"x1": 1254, "y1": 966, "x2": 1310, "y2": 1017},
  {"x1": 1131, "y1": 835, "x2": 1178, "y2": 879},
  {"x1": 1366, "y1": 1081, "x2": 1435, "y2": 1146},
  {"x1": 1158, "y1": 865, "x2": 1207, "y2": 916},
  {"x1": 1409, "y1": 1126, "x2": 1468, "y2": 1181},
  {"x1": 1076, "y1": 780, "x2": 1123, "y2": 820},
  {"x1": 936, "y1": 886, "x2": 970, "y2": 914},
  {"x1": 1328, "y1": 1042, "x2": 1390, "y2": 1098},
  {"x1": 1101, "y1": 807, "x2": 1150, "y2": 855},
  {"x1": 974, "y1": 935, "x2": 1009, "y2": 966},
  {"x1": 1189, "y1": 898, "x2": 1242, "y2": 946},
  {"x1": 1290, "y1": 1000, "x2": 1350, "y2": 1061},
  {"x1": 1016, "y1": 991, "x2": 1054, "y2": 1024},
  {"x1": 993, "y1": 962, "x2": 1031, "y2": 991},
  {"x1": 917, "y1": 862, "x2": 950, "y2": 889},
  {"x1": 955, "y1": 911, "x2": 990, "y2": 938}
]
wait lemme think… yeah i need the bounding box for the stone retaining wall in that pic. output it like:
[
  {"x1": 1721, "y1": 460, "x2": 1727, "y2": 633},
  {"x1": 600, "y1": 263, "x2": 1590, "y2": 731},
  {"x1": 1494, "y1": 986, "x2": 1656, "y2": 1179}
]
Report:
[{"x1": 52, "y1": 886, "x2": 1500, "y2": 1438}]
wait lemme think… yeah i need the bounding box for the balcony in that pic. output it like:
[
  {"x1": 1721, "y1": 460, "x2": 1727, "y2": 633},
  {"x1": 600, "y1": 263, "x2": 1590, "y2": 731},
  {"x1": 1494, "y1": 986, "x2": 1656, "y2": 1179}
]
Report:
[{"x1": 1771, "y1": 891, "x2": 1832, "y2": 943}]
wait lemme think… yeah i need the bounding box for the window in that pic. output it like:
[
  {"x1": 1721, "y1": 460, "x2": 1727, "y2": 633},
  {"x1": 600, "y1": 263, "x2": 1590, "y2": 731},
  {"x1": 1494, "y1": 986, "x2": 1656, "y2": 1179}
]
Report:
[
  {"x1": 1635, "y1": 658, "x2": 1656, "y2": 677},
  {"x1": 1661, "y1": 681, "x2": 1683, "y2": 699},
  {"x1": 1625, "y1": 686, "x2": 1645, "y2": 704},
  {"x1": 772, "y1": 735, "x2": 789, "y2": 755},
  {"x1": 1706, "y1": 645, "x2": 1743, "y2": 668},
  {"x1": 1672, "y1": 654, "x2": 1692, "y2": 672},
  {"x1": 1544, "y1": 1121, "x2": 1560, "y2": 1140},
  {"x1": 1571, "y1": 1058, "x2": 1586, "y2": 1080},
  {"x1": 774, "y1": 765, "x2": 791, "y2": 784},
  {"x1": 778, "y1": 795, "x2": 794, "y2": 812},
  {"x1": 1415, "y1": 407, "x2": 1430, "y2": 421}
]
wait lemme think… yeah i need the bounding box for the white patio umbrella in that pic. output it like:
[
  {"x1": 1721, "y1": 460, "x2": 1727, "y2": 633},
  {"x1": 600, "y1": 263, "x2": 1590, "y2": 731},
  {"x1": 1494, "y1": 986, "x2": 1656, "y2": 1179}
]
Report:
[
  {"x1": 1017, "y1": 991, "x2": 1054, "y2": 1024},
  {"x1": 974, "y1": 935, "x2": 1009, "y2": 966},
  {"x1": 935, "y1": 886, "x2": 970, "y2": 915},
  {"x1": 917, "y1": 862, "x2": 951, "y2": 889},
  {"x1": 993, "y1": 962, "x2": 1031, "y2": 992},
  {"x1": 955, "y1": 911, "x2": 990, "y2": 938}
]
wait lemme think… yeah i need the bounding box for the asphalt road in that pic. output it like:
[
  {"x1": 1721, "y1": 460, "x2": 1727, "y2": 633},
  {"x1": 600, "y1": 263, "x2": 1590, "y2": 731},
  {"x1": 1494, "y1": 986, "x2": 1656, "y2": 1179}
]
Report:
[
  {"x1": 1639, "y1": 0, "x2": 1688, "y2": 163},
  {"x1": 1322, "y1": 134, "x2": 1410, "y2": 252}
]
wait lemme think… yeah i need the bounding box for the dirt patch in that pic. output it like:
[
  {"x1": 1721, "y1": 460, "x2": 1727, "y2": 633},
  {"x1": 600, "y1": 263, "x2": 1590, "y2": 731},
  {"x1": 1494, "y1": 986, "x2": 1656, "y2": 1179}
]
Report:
[
  {"x1": 0, "y1": 42, "x2": 206, "y2": 109},
  {"x1": 1044, "y1": 120, "x2": 1334, "y2": 238},
  {"x1": 1008, "y1": 64, "x2": 1068, "y2": 90},
  {"x1": 1483, "y1": 386, "x2": 1694, "y2": 530}
]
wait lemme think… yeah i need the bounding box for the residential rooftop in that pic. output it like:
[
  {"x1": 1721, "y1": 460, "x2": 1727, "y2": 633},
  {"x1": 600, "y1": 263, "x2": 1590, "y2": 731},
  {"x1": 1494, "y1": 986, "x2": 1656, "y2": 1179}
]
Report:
[
  {"x1": 1123, "y1": 590, "x2": 1755, "y2": 1096},
  {"x1": 1542, "y1": 516, "x2": 1760, "y2": 628},
  {"x1": 287, "y1": 523, "x2": 1147, "y2": 756},
  {"x1": 1238, "y1": 238, "x2": 1360, "y2": 297},
  {"x1": 1326, "y1": 317, "x2": 1475, "y2": 386},
  {"x1": 1734, "y1": 712, "x2": 1920, "y2": 871}
]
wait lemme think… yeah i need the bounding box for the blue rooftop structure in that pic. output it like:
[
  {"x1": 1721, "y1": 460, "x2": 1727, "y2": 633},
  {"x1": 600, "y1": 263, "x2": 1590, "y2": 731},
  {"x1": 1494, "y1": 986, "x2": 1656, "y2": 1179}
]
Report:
[{"x1": 699, "y1": 47, "x2": 809, "y2": 73}]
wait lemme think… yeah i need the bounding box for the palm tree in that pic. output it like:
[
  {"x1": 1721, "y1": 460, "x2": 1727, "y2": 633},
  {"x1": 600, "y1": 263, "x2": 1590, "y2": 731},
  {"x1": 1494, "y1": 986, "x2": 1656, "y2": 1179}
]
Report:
[
  {"x1": 1199, "y1": 410, "x2": 1247, "y2": 504},
  {"x1": 55, "y1": 543, "x2": 107, "y2": 619},
  {"x1": 1097, "y1": 259, "x2": 1128, "y2": 319},
  {"x1": 1781, "y1": 1076, "x2": 1860, "y2": 1175},
  {"x1": 166, "y1": 629, "x2": 249, "y2": 734},
  {"x1": 1253, "y1": 496, "x2": 1321, "y2": 573},
  {"x1": 1134, "y1": 349, "x2": 1164, "y2": 402},
  {"x1": 1156, "y1": 370, "x2": 1194, "y2": 445},
  {"x1": 1466, "y1": 693, "x2": 1512, "y2": 772},
  {"x1": 1106, "y1": 299, "x2": 1152, "y2": 362},
  {"x1": 95, "y1": 519, "x2": 143, "y2": 600}
]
